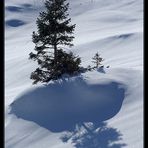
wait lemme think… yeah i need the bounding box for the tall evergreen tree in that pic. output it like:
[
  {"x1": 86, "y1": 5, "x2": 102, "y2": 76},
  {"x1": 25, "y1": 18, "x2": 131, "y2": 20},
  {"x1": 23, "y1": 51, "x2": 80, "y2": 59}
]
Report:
[{"x1": 29, "y1": 0, "x2": 81, "y2": 84}]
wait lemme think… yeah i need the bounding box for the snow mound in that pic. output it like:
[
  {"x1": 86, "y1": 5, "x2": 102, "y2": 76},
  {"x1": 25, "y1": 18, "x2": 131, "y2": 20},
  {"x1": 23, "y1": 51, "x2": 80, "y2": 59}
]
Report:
[{"x1": 10, "y1": 75, "x2": 125, "y2": 132}]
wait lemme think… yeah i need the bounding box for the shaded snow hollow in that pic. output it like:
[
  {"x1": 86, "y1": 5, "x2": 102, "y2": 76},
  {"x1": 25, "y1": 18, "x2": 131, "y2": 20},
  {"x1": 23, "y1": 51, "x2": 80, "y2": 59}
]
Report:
[{"x1": 10, "y1": 75, "x2": 125, "y2": 132}]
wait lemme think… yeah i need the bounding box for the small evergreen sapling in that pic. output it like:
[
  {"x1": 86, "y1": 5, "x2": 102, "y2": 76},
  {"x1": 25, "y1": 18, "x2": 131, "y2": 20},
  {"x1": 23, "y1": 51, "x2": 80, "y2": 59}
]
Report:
[{"x1": 92, "y1": 52, "x2": 104, "y2": 68}]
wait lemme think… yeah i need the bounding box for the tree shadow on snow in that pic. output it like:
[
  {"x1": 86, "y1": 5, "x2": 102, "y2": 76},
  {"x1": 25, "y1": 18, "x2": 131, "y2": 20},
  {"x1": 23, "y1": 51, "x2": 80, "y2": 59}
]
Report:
[
  {"x1": 10, "y1": 76, "x2": 125, "y2": 133},
  {"x1": 61, "y1": 122, "x2": 127, "y2": 148}
]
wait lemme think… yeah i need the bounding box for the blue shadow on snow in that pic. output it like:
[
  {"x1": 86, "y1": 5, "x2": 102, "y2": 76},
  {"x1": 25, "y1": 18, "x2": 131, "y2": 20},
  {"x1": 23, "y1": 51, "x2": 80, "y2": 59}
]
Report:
[
  {"x1": 6, "y1": 4, "x2": 33, "y2": 12},
  {"x1": 6, "y1": 19, "x2": 26, "y2": 27},
  {"x1": 6, "y1": 6, "x2": 23, "y2": 12},
  {"x1": 61, "y1": 122, "x2": 127, "y2": 148},
  {"x1": 10, "y1": 77, "x2": 125, "y2": 133}
]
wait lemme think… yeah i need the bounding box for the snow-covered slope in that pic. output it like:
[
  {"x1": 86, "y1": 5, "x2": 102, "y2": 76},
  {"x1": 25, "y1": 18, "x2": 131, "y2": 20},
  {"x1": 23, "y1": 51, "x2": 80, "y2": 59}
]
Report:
[{"x1": 5, "y1": 0, "x2": 143, "y2": 147}]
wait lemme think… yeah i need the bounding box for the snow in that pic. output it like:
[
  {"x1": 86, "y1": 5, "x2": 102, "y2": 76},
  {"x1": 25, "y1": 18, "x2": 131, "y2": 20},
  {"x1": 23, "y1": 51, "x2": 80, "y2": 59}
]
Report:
[
  {"x1": 5, "y1": 0, "x2": 143, "y2": 148},
  {"x1": 10, "y1": 72, "x2": 126, "y2": 132}
]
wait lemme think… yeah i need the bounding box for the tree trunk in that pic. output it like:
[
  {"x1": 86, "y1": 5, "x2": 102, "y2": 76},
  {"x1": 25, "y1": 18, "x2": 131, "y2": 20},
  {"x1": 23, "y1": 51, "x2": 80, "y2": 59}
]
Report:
[
  {"x1": 53, "y1": 43, "x2": 57, "y2": 69},
  {"x1": 54, "y1": 44, "x2": 57, "y2": 59},
  {"x1": 54, "y1": 33, "x2": 57, "y2": 66}
]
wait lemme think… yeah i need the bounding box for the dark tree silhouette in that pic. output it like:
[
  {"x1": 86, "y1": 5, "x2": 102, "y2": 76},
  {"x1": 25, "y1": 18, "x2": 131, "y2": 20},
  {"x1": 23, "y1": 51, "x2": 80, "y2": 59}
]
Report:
[
  {"x1": 29, "y1": 0, "x2": 81, "y2": 84},
  {"x1": 92, "y1": 52, "x2": 104, "y2": 68},
  {"x1": 61, "y1": 122, "x2": 127, "y2": 148}
]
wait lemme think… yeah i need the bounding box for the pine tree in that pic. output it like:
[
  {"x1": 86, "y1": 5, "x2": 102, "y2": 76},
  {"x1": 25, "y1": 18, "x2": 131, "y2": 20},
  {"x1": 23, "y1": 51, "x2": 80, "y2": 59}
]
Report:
[
  {"x1": 92, "y1": 52, "x2": 104, "y2": 68},
  {"x1": 29, "y1": 0, "x2": 81, "y2": 84}
]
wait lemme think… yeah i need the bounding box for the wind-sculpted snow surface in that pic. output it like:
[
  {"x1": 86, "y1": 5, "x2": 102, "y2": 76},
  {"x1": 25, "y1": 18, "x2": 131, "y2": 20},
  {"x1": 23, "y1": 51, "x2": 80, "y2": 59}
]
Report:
[
  {"x1": 10, "y1": 76, "x2": 125, "y2": 132},
  {"x1": 5, "y1": 0, "x2": 143, "y2": 147},
  {"x1": 6, "y1": 4, "x2": 33, "y2": 12},
  {"x1": 6, "y1": 19, "x2": 26, "y2": 27}
]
